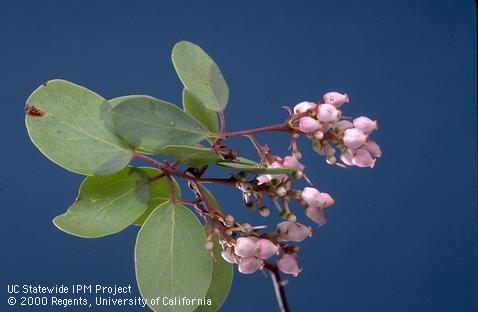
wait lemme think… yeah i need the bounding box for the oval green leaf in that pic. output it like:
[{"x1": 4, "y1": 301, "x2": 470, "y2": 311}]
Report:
[
  {"x1": 183, "y1": 89, "x2": 219, "y2": 136},
  {"x1": 217, "y1": 158, "x2": 297, "y2": 174},
  {"x1": 135, "y1": 202, "x2": 213, "y2": 312},
  {"x1": 25, "y1": 80, "x2": 133, "y2": 176},
  {"x1": 53, "y1": 166, "x2": 150, "y2": 238},
  {"x1": 110, "y1": 95, "x2": 210, "y2": 152},
  {"x1": 172, "y1": 41, "x2": 229, "y2": 112},
  {"x1": 109, "y1": 96, "x2": 163, "y2": 154},
  {"x1": 133, "y1": 167, "x2": 180, "y2": 225},
  {"x1": 195, "y1": 186, "x2": 233, "y2": 312},
  {"x1": 162, "y1": 145, "x2": 221, "y2": 166}
]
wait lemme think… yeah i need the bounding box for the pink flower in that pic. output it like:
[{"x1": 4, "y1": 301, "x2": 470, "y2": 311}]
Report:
[
  {"x1": 221, "y1": 247, "x2": 237, "y2": 264},
  {"x1": 314, "y1": 131, "x2": 324, "y2": 140},
  {"x1": 353, "y1": 116, "x2": 378, "y2": 135},
  {"x1": 238, "y1": 257, "x2": 264, "y2": 274},
  {"x1": 322, "y1": 91, "x2": 349, "y2": 108},
  {"x1": 293, "y1": 101, "x2": 317, "y2": 114},
  {"x1": 277, "y1": 221, "x2": 312, "y2": 242},
  {"x1": 352, "y1": 148, "x2": 375, "y2": 168},
  {"x1": 343, "y1": 128, "x2": 367, "y2": 149},
  {"x1": 255, "y1": 239, "x2": 280, "y2": 259},
  {"x1": 234, "y1": 237, "x2": 259, "y2": 257},
  {"x1": 301, "y1": 187, "x2": 325, "y2": 207},
  {"x1": 305, "y1": 206, "x2": 327, "y2": 226},
  {"x1": 299, "y1": 116, "x2": 322, "y2": 133},
  {"x1": 364, "y1": 140, "x2": 382, "y2": 158},
  {"x1": 256, "y1": 174, "x2": 272, "y2": 185},
  {"x1": 283, "y1": 156, "x2": 305, "y2": 172},
  {"x1": 340, "y1": 149, "x2": 354, "y2": 166},
  {"x1": 277, "y1": 254, "x2": 302, "y2": 276},
  {"x1": 317, "y1": 103, "x2": 340, "y2": 123},
  {"x1": 321, "y1": 192, "x2": 335, "y2": 207},
  {"x1": 334, "y1": 120, "x2": 353, "y2": 133}
]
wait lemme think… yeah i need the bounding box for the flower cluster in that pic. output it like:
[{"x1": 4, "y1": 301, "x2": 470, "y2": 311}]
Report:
[
  {"x1": 293, "y1": 92, "x2": 382, "y2": 168},
  {"x1": 219, "y1": 221, "x2": 310, "y2": 276},
  {"x1": 211, "y1": 91, "x2": 381, "y2": 279}
]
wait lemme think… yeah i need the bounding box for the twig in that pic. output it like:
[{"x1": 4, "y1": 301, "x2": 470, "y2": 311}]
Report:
[
  {"x1": 218, "y1": 122, "x2": 290, "y2": 138},
  {"x1": 264, "y1": 262, "x2": 290, "y2": 312}
]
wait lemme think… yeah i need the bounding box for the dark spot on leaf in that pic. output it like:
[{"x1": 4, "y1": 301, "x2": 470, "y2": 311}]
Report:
[
  {"x1": 42, "y1": 81, "x2": 48, "y2": 87},
  {"x1": 25, "y1": 105, "x2": 46, "y2": 117}
]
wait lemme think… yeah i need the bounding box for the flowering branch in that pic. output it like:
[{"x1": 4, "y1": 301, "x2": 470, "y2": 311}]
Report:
[
  {"x1": 25, "y1": 40, "x2": 383, "y2": 312},
  {"x1": 131, "y1": 91, "x2": 382, "y2": 311}
]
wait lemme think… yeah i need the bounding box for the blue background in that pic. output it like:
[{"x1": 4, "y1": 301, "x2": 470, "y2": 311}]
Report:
[{"x1": 1, "y1": 0, "x2": 477, "y2": 311}]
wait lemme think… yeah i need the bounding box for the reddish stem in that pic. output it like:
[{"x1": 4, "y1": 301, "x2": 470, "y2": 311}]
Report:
[
  {"x1": 219, "y1": 111, "x2": 226, "y2": 135},
  {"x1": 264, "y1": 262, "x2": 290, "y2": 312},
  {"x1": 179, "y1": 199, "x2": 201, "y2": 205},
  {"x1": 218, "y1": 122, "x2": 290, "y2": 138},
  {"x1": 148, "y1": 173, "x2": 165, "y2": 183},
  {"x1": 133, "y1": 152, "x2": 236, "y2": 186}
]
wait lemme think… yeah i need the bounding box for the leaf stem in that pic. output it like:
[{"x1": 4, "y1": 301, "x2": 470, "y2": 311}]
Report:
[
  {"x1": 219, "y1": 111, "x2": 226, "y2": 135},
  {"x1": 264, "y1": 262, "x2": 290, "y2": 312}
]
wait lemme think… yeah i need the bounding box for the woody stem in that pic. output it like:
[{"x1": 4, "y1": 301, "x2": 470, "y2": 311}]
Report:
[{"x1": 264, "y1": 262, "x2": 290, "y2": 312}]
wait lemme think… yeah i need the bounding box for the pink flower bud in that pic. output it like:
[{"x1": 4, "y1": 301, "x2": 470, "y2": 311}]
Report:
[
  {"x1": 256, "y1": 174, "x2": 271, "y2": 185},
  {"x1": 313, "y1": 130, "x2": 324, "y2": 140},
  {"x1": 255, "y1": 239, "x2": 279, "y2": 259},
  {"x1": 277, "y1": 254, "x2": 302, "y2": 277},
  {"x1": 352, "y1": 148, "x2": 376, "y2": 168},
  {"x1": 283, "y1": 156, "x2": 305, "y2": 172},
  {"x1": 234, "y1": 237, "x2": 259, "y2": 257},
  {"x1": 343, "y1": 128, "x2": 367, "y2": 149},
  {"x1": 277, "y1": 221, "x2": 312, "y2": 242},
  {"x1": 334, "y1": 120, "x2": 353, "y2": 133},
  {"x1": 270, "y1": 160, "x2": 284, "y2": 167},
  {"x1": 353, "y1": 116, "x2": 378, "y2": 135},
  {"x1": 221, "y1": 247, "x2": 237, "y2": 264},
  {"x1": 277, "y1": 220, "x2": 291, "y2": 234},
  {"x1": 364, "y1": 140, "x2": 382, "y2": 157},
  {"x1": 301, "y1": 187, "x2": 325, "y2": 207},
  {"x1": 340, "y1": 149, "x2": 354, "y2": 166},
  {"x1": 322, "y1": 92, "x2": 349, "y2": 108},
  {"x1": 317, "y1": 103, "x2": 340, "y2": 123},
  {"x1": 238, "y1": 257, "x2": 264, "y2": 274},
  {"x1": 293, "y1": 101, "x2": 317, "y2": 114},
  {"x1": 299, "y1": 116, "x2": 322, "y2": 133},
  {"x1": 321, "y1": 192, "x2": 335, "y2": 207},
  {"x1": 305, "y1": 206, "x2": 327, "y2": 226}
]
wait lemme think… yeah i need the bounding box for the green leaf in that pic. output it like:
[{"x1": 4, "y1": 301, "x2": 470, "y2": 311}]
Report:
[
  {"x1": 110, "y1": 95, "x2": 210, "y2": 152},
  {"x1": 183, "y1": 89, "x2": 219, "y2": 137},
  {"x1": 217, "y1": 158, "x2": 297, "y2": 174},
  {"x1": 135, "y1": 202, "x2": 212, "y2": 312},
  {"x1": 162, "y1": 145, "x2": 221, "y2": 166},
  {"x1": 109, "y1": 96, "x2": 164, "y2": 154},
  {"x1": 133, "y1": 167, "x2": 180, "y2": 225},
  {"x1": 195, "y1": 186, "x2": 233, "y2": 312},
  {"x1": 25, "y1": 80, "x2": 133, "y2": 176},
  {"x1": 53, "y1": 166, "x2": 149, "y2": 238},
  {"x1": 172, "y1": 41, "x2": 229, "y2": 112}
]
